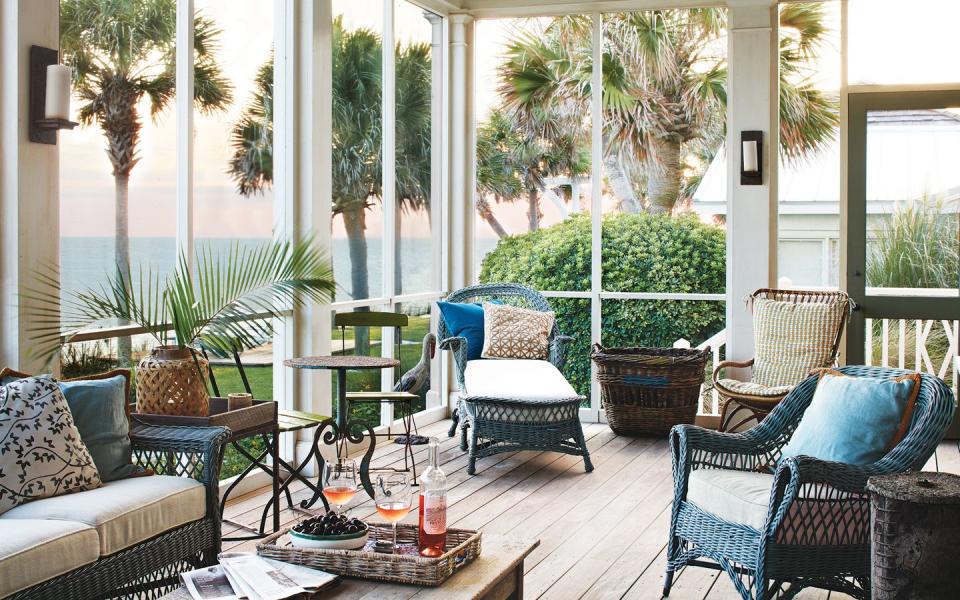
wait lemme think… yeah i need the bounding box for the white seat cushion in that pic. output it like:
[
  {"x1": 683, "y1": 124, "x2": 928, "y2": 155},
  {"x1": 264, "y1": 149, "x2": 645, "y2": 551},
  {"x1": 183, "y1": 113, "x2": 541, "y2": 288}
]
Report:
[
  {"x1": 464, "y1": 359, "x2": 577, "y2": 401},
  {"x1": 0, "y1": 475, "x2": 205, "y2": 555},
  {"x1": 686, "y1": 469, "x2": 774, "y2": 530},
  {"x1": 0, "y1": 519, "x2": 100, "y2": 597}
]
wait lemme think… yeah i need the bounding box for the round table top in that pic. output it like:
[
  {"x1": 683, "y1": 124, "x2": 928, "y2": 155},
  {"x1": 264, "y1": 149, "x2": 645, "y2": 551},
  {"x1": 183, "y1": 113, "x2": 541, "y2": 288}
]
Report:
[{"x1": 284, "y1": 355, "x2": 399, "y2": 370}]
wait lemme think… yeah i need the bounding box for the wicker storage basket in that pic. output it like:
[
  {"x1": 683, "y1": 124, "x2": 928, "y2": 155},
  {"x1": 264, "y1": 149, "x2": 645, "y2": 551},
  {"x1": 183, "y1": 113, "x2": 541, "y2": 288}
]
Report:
[
  {"x1": 135, "y1": 346, "x2": 210, "y2": 417},
  {"x1": 591, "y1": 344, "x2": 710, "y2": 436}
]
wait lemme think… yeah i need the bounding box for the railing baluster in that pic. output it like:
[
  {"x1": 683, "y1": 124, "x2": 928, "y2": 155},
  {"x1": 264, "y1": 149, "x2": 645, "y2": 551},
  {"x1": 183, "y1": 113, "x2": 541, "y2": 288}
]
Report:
[
  {"x1": 881, "y1": 319, "x2": 890, "y2": 367},
  {"x1": 865, "y1": 318, "x2": 874, "y2": 367},
  {"x1": 898, "y1": 320, "x2": 906, "y2": 369}
]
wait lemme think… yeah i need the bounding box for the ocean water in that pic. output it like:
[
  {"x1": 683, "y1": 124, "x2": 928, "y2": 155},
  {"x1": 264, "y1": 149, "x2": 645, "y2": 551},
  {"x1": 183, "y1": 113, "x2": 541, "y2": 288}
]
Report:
[{"x1": 60, "y1": 237, "x2": 445, "y2": 304}]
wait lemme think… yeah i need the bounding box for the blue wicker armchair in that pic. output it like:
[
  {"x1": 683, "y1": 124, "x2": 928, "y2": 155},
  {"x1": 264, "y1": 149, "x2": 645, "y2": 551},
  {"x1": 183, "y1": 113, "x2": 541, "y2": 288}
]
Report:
[
  {"x1": 665, "y1": 366, "x2": 955, "y2": 600},
  {"x1": 439, "y1": 283, "x2": 592, "y2": 475}
]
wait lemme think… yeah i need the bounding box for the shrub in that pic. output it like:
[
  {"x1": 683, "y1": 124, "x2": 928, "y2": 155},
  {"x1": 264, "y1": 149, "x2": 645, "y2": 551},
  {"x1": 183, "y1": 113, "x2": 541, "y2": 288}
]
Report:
[{"x1": 479, "y1": 212, "x2": 726, "y2": 396}]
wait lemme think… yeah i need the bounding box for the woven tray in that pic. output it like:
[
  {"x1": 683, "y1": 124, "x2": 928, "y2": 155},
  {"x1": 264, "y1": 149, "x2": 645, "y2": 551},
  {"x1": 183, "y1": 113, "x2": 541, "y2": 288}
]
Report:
[
  {"x1": 257, "y1": 524, "x2": 481, "y2": 586},
  {"x1": 131, "y1": 398, "x2": 276, "y2": 436}
]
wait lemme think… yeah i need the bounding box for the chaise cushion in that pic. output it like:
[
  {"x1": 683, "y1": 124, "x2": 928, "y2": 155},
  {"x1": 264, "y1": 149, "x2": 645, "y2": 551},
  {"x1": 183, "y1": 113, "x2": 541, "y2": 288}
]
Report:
[
  {"x1": 464, "y1": 359, "x2": 577, "y2": 402},
  {"x1": 0, "y1": 519, "x2": 100, "y2": 597},
  {"x1": 686, "y1": 469, "x2": 774, "y2": 530},
  {"x1": 0, "y1": 475, "x2": 205, "y2": 555}
]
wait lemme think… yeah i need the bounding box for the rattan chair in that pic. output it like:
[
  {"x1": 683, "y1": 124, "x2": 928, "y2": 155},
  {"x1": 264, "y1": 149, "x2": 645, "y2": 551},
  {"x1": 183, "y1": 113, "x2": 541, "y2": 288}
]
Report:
[
  {"x1": 714, "y1": 288, "x2": 852, "y2": 431},
  {"x1": 439, "y1": 283, "x2": 593, "y2": 475},
  {"x1": 665, "y1": 366, "x2": 956, "y2": 600}
]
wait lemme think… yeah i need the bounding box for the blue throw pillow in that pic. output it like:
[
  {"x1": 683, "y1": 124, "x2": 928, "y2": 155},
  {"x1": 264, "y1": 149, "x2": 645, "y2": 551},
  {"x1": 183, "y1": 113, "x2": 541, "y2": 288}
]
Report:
[
  {"x1": 59, "y1": 375, "x2": 138, "y2": 482},
  {"x1": 780, "y1": 370, "x2": 921, "y2": 465},
  {"x1": 437, "y1": 301, "x2": 488, "y2": 360}
]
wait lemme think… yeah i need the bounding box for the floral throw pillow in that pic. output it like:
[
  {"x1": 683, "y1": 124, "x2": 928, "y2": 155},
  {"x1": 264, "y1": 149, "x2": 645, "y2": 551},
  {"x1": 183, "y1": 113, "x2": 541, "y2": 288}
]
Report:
[
  {"x1": 0, "y1": 375, "x2": 102, "y2": 515},
  {"x1": 481, "y1": 302, "x2": 555, "y2": 360}
]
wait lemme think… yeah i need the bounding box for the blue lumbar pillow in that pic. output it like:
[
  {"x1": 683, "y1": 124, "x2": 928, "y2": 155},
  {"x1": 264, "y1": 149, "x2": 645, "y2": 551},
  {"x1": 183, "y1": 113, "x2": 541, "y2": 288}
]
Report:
[
  {"x1": 780, "y1": 370, "x2": 921, "y2": 465},
  {"x1": 59, "y1": 375, "x2": 139, "y2": 482},
  {"x1": 437, "y1": 301, "x2": 488, "y2": 360}
]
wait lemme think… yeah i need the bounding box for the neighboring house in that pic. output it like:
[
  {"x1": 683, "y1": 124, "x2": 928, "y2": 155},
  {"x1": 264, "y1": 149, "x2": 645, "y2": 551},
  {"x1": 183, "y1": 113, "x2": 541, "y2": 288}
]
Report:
[{"x1": 693, "y1": 109, "x2": 960, "y2": 288}]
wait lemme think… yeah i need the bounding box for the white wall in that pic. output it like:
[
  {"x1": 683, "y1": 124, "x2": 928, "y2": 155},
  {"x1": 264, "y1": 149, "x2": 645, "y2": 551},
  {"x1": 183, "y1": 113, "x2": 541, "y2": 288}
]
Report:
[{"x1": 0, "y1": 0, "x2": 60, "y2": 372}]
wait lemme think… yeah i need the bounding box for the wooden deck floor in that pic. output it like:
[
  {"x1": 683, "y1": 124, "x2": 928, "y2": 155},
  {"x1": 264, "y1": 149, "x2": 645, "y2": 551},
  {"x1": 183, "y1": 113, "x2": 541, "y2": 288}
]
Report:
[{"x1": 221, "y1": 419, "x2": 960, "y2": 600}]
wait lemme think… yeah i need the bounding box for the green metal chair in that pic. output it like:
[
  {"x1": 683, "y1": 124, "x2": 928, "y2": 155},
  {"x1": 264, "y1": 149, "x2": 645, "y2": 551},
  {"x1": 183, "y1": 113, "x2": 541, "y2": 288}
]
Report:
[{"x1": 335, "y1": 311, "x2": 422, "y2": 482}]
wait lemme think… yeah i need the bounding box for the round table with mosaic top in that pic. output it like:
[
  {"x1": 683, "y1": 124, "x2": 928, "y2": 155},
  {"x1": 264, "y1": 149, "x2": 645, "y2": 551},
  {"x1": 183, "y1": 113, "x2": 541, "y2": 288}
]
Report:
[{"x1": 284, "y1": 355, "x2": 399, "y2": 502}]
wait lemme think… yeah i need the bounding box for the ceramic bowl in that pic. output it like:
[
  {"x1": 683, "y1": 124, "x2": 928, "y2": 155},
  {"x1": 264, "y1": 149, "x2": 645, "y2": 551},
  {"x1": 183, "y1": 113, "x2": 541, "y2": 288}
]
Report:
[{"x1": 288, "y1": 524, "x2": 369, "y2": 550}]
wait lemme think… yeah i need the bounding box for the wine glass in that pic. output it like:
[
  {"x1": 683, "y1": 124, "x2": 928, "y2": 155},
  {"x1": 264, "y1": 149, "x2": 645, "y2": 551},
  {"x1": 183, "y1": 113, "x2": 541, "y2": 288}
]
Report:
[
  {"x1": 374, "y1": 472, "x2": 412, "y2": 553},
  {"x1": 322, "y1": 458, "x2": 358, "y2": 514}
]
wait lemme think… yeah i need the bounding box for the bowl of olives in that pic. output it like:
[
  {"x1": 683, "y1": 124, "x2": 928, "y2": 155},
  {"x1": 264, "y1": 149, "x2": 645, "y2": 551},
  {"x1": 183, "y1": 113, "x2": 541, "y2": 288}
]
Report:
[{"x1": 289, "y1": 512, "x2": 369, "y2": 550}]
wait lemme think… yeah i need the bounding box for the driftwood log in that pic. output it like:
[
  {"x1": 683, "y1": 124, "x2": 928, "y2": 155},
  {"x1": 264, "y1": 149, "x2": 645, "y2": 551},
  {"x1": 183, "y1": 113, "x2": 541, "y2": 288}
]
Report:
[{"x1": 867, "y1": 471, "x2": 960, "y2": 599}]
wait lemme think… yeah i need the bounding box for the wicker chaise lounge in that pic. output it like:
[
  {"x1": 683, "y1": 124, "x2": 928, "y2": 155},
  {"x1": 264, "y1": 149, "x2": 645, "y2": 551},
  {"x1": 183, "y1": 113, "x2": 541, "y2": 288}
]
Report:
[
  {"x1": 665, "y1": 366, "x2": 955, "y2": 600},
  {"x1": 439, "y1": 283, "x2": 593, "y2": 475}
]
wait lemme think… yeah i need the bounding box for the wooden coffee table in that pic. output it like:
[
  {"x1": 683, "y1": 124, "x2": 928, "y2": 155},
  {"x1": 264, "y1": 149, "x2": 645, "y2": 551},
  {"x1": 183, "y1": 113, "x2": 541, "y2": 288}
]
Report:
[{"x1": 161, "y1": 536, "x2": 538, "y2": 599}]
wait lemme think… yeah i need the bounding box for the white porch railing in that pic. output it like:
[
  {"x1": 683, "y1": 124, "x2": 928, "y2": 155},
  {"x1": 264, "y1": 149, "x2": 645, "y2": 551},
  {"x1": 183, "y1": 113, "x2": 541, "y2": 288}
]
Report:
[
  {"x1": 674, "y1": 329, "x2": 726, "y2": 417},
  {"x1": 865, "y1": 318, "x2": 959, "y2": 395}
]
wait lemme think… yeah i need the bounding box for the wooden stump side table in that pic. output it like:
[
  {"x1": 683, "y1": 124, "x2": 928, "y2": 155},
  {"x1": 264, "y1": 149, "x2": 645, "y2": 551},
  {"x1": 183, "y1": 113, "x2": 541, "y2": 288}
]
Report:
[{"x1": 868, "y1": 471, "x2": 960, "y2": 599}]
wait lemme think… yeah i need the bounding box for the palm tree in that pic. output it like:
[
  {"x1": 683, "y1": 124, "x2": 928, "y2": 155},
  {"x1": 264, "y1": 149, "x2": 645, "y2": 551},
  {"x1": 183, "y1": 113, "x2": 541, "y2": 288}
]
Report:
[
  {"x1": 227, "y1": 18, "x2": 433, "y2": 351},
  {"x1": 492, "y1": 4, "x2": 838, "y2": 215},
  {"x1": 60, "y1": 0, "x2": 232, "y2": 363}
]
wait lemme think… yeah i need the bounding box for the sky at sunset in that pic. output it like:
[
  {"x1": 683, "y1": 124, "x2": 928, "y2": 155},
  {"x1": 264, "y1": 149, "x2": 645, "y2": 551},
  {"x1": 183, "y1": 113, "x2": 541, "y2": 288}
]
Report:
[{"x1": 59, "y1": 0, "x2": 960, "y2": 241}]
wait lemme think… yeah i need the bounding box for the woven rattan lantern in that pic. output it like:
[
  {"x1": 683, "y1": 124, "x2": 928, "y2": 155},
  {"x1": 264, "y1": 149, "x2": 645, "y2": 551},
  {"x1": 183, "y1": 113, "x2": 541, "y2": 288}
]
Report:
[{"x1": 135, "y1": 346, "x2": 210, "y2": 416}]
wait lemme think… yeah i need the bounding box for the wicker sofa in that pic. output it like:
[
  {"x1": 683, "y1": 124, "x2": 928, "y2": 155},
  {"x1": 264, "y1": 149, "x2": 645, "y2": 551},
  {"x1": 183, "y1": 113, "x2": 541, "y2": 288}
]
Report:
[{"x1": 1, "y1": 423, "x2": 229, "y2": 600}]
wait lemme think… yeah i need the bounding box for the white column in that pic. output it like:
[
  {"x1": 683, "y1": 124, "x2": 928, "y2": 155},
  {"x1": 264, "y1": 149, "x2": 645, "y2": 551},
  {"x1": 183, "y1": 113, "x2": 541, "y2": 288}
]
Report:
[
  {"x1": 725, "y1": 1, "x2": 779, "y2": 371},
  {"x1": 0, "y1": 0, "x2": 60, "y2": 372},
  {"x1": 380, "y1": 0, "x2": 397, "y2": 426},
  {"x1": 175, "y1": 0, "x2": 194, "y2": 268},
  {"x1": 448, "y1": 14, "x2": 473, "y2": 292}
]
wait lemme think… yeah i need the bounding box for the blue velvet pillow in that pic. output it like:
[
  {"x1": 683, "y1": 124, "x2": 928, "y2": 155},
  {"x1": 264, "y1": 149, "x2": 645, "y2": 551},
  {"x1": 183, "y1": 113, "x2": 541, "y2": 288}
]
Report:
[
  {"x1": 437, "y1": 301, "x2": 487, "y2": 360},
  {"x1": 780, "y1": 370, "x2": 920, "y2": 465},
  {"x1": 59, "y1": 375, "x2": 138, "y2": 482}
]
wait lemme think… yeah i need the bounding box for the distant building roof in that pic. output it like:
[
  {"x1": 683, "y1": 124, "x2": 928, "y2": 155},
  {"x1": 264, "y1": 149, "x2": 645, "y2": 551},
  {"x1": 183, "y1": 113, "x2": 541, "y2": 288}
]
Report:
[{"x1": 692, "y1": 109, "x2": 960, "y2": 216}]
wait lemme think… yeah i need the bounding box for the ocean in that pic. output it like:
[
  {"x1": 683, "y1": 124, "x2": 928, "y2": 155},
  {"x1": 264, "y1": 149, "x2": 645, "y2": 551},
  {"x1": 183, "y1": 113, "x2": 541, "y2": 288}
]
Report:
[{"x1": 60, "y1": 237, "x2": 500, "y2": 304}]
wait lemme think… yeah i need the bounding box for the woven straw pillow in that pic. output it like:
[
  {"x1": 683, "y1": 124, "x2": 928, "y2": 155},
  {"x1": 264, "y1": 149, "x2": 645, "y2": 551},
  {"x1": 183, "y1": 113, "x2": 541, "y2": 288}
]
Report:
[
  {"x1": 0, "y1": 375, "x2": 102, "y2": 515},
  {"x1": 481, "y1": 302, "x2": 555, "y2": 360},
  {"x1": 752, "y1": 297, "x2": 847, "y2": 388}
]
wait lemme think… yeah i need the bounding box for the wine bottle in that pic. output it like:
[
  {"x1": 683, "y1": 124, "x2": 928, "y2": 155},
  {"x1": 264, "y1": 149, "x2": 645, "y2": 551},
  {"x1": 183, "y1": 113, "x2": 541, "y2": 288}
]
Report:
[{"x1": 418, "y1": 437, "x2": 447, "y2": 557}]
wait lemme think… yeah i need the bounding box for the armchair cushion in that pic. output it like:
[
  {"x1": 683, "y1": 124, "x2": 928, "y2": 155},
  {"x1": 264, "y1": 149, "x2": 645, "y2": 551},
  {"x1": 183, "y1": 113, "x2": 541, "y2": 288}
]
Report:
[
  {"x1": 1, "y1": 475, "x2": 205, "y2": 555},
  {"x1": 0, "y1": 519, "x2": 100, "y2": 598},
  {"x1": 781, "y1": 370, "x2": 920, "y2": 465},
  {"x1": 687, "y1": 469, "x2": 773, "y2": 530},
  {"x1": 753, "y1": 297, "x2": 848, "y2": 387},
  {"x1": 715, "y1": 378, "x2": 792, "y2": 398},
  {"x1": 464, "y1": 359, "x2": 577, "y2": 404}
]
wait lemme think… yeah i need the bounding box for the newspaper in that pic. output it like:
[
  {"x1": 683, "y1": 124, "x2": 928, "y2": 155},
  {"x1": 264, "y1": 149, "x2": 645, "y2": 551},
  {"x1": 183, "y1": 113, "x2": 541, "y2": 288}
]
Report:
[{"x1": 181, "y1": 553, "x2": 337, "y2": 600}]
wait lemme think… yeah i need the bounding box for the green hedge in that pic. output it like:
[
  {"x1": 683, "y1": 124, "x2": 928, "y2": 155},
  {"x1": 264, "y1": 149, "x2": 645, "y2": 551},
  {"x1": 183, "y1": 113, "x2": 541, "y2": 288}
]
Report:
[{"x1": 479, "y1": 212, "x2": 726, "y2": 396}]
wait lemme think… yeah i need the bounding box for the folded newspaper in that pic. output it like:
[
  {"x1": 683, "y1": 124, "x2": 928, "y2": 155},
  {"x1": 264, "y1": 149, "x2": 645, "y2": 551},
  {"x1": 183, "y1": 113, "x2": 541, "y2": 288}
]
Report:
[{"x1": 181, "y1": 553, "x2": 338, "y2": 600}]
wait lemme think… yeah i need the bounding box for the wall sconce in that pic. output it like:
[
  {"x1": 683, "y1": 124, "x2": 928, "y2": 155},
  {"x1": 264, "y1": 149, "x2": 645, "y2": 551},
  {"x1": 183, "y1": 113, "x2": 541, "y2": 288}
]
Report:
[
  {"x1": 740, "y1": 130, "x2": 762, "y2": 185},
  {"x1": 29, "y1": 45, "x2": 78, "y2": 145}
]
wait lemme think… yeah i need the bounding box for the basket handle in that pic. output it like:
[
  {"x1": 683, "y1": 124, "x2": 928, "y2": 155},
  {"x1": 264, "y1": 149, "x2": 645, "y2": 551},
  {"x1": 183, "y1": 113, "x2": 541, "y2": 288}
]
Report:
[{"x1": 591, "y1": 343, "x2": 606, "y2": 356}]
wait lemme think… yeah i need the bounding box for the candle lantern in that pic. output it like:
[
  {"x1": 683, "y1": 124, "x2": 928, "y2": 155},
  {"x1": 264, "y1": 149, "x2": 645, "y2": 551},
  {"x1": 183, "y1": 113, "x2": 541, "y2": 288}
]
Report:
[{"x1": 29, "y1": 45, "x2": 78, "y2": 145}]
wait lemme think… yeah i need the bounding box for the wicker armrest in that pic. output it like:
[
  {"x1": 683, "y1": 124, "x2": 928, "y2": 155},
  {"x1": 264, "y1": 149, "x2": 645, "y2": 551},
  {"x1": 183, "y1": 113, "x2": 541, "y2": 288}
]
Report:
[
  {"x1": 670, "y1": 424, "x2": 779, "y2": 485},
  {"x1": 130, "y1": 423, "x2": 230, "y2": 515},
  {"x1": 711, "y1": 358, "x2": 755, "y2": 386},
  {"x1": 439, "y1": 335, "x2": 468, "y2": 391},
  {"x1": 549, "y1": 334, "x2": 574, "y2": 369}
]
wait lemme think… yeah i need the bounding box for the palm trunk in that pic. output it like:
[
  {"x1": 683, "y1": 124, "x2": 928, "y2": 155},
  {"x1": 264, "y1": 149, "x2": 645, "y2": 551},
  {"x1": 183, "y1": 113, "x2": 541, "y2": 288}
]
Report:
[
  {"x1": 114, "y1": 172, "x2": 132, "y2": 366},
  {"x1": 603, "y1": 153, "x2": 641, "y2": 213},
  {"x1": 527, "y1": 189, "x2": 540, "y2": 232},
  {"x1": 646, "y1": 138, "x2": 683, "y2": 215},
  {"x1": 476, "y1": 196, "x2": 508, "y2": 238},
  {"x1": 342, "y1": 204, "x2": 370, "y2": 355}
]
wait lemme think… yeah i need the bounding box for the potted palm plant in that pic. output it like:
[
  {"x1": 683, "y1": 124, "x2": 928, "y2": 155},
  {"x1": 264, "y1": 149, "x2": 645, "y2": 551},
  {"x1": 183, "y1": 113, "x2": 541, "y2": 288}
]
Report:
[{"x1": 28, "y1": 238, "x2": 335, "y2": 416}]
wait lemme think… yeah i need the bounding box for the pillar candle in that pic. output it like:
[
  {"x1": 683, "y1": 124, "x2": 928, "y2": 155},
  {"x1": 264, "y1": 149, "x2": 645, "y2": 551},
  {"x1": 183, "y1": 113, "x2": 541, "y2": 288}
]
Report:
[
  {"x1": 742, "y1": 140, "x2": 759, "y2": 174},
  {"x1": 44, "y1": 64, "x2": 72, "y2": 120}
]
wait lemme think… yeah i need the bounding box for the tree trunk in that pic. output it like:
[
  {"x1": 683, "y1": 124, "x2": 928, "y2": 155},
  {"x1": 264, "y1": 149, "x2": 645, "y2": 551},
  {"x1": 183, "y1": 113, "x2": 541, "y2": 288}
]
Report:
[
  {"x1": 342, "y1": 204, "x2": 370, "y2": 355},
  {"x1": 603, "y1": 153, "x2": 641, "y2": 213},
  {"x1": 114, "y1": 172, "x2": 132, "y2": 366},
  {"x1": 527, "y1": 189, "x2": 540, "y2": 232},
  {"x1": 476, "y1": 196, "x2": 508, "y2": 238},
  {"x1": 646, "y1": 138, "x2": 683, "y2": 215}
]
